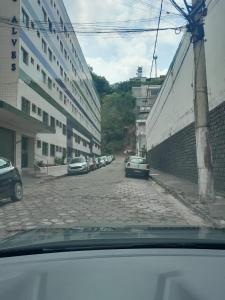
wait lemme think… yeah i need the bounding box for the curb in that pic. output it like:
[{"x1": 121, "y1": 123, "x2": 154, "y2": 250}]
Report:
[
  {"x1": 150, "y1": 175, "x2": 216, "y2": 226},
  {"x1": 38, "y1": 174, "x2": 67, "y2": 183}
]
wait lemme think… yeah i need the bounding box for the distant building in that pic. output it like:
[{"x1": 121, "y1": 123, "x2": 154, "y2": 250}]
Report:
[
  {"x1": 0, "y1": 0, "x2": 101, "y2": 170},
  {"x1": 132, "y1": 85, "x2": 161, "y2": 157}
]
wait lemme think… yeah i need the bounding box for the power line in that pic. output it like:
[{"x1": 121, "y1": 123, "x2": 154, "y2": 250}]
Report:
[
  {"x1": 146, "y1": 0, "x2": 164, "y2": 102},
  {"x1": 0, "y1": 18, "x2": 185, "y2": 36}
]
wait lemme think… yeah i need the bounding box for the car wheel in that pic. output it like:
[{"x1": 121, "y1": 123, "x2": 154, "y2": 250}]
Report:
[
  {"x1": 11, "y1": 182, "x2": 23, "y2": 201},
  {"x1": 144, "y1": 172, "x2": 149, "y2": 179}
]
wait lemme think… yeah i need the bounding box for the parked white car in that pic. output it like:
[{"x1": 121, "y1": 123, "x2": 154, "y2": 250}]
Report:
[
  {"x1": 67, "y1": 157, "x2": 88, "y2": 175},
  {"x1": 125, "y1": 156, "x2": 149, "y2": 179},
  {"x1": 99, "y1": 156, "x2": 106, "y2": 167}
]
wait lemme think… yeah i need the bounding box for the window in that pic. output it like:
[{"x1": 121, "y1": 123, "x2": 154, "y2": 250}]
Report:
[
  {"x1": 59, "y1": 91, "x2": 63, "y2": 101},
  {"x1": 151, "y1": 89, "x2": 160, "y2": 96},
  {"x1": 60, "y1": 66, "x2": 63, "y2": 77},
  {"x1": 42, "y1": 142, "x2": 48, "y2": 156},
  {"x1": 50, "y1": 116, "x2": 55, "y2": 128},
  {"x1": 22, "y1": 8, "x2": 29, "y2": 28},
  {"x1": 64, "y1": 49, "x2": 67, "y2": 59},
  {"x1": 37, "y1": 140, "x2": 41, "y2": 148},
  {"x1": 31, "y1": 57, "x2": 34, "y2": 65},
  {"x1": 38, "y1": 107, "x2": 42, "y2": 116},
  {"x1": 63, "y1": 124, "x2": 66, "y2": 135},
  {"x1": 41, "y1": 70, "x2": 46, "y2": 83},
  {"x1": 48, "y1": 18, "x2": 52, "y2": 32},
  {"x1": 60, "y1": 41, "x2": 63, "y2": 53},
  {"x1": 37, "y1": 64, "x2": 40, "y2": 71},
  {"x1": 48, "y1": 48, "x2": 52, "y2": 61},
  {"x1": 32, "y1": 103, "x2": 37, "y2": 113},
  {"x1": 43, "y1": 111, "x2": 49, "y2": 126},
  {"x1": 42, "y1": 7, "x2": 47, "y2": 22},
  {"x1": 48, "y1": 77, "x2": 52, "y2": 89},
  {"x1": 21, "y1": 97, "x2": 30, "y2": 115},
  {"x1": 31, "y1": 21, "x2": 35, "y2": 29},
  {"x1": 60, "y1": 17, "x2": 63, "y2": 29},
  {"x1": 42, "y1": 39, "x2": 47, "y2": 53},
  {"x1": 50, "y1": 144, "x2": 55, "y2": 157},
  {"x1": 37, "y1": 30, "x2": 40, "y2": 38},
  {"x1": 63, "y1": 148, "x2": 66, "y2": 157},
  {"x1": 56, "y1": 120, "x2": 59, "y2": 126},
  {"x1": 21, "y1": 47, "x2": 29, "y2": 65}
]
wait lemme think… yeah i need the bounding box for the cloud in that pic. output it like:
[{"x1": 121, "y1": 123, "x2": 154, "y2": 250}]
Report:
[{"x1": 64, "y1": 0, "x2": 184, "y2": 83}]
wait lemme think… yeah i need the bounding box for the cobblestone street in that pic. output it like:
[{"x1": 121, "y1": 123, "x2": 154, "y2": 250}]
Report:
[{"x1": 0, "y1": 158, "x2": 206, "y2": 239}]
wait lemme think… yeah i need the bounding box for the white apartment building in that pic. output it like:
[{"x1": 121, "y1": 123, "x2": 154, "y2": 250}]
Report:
[{"x1": 0, "y1": 0, "x2": 101, "y2": 170}]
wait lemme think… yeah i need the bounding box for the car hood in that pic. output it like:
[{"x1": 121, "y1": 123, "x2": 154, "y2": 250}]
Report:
[
  {"x1": 0, "y1": 166, "x2": 14, "y2": 176},
  {"x1": 0, "y1": 226, "x2": 225, "y2": 252}
]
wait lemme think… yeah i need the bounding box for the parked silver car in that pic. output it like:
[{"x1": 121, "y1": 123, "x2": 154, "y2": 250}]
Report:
[
  {"x1": 125, "y1": 156, "x2": 149, "y2": 179},
  {"x1": 99, "y1": 156, "x2": 106, "y2": 167},
  {"x1": 67, "y1": 157, "x2": 88, "y2": 175}
]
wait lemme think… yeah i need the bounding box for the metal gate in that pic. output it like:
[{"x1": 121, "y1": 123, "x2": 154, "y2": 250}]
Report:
[{"x1": 0, "y1": 127, "x2": 15, "y2": 163}]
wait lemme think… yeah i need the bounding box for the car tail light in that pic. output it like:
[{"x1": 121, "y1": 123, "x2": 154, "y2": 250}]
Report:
[
  {"x1": 127, "y1": 162, "x2": 130, "y2": 167},
  {"x1": 146, "y1": 164, "x2": 149, "y2": 169}
]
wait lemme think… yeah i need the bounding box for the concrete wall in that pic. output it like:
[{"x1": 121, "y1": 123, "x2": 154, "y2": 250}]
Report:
[{"x1": 146, "y1": 0, "x2": 225, "y2": 192}]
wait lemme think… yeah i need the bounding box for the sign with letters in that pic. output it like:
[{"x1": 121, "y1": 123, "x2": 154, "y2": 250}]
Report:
[{"x1": 11, "y1": 15, "x2": 18, "y2": 71}]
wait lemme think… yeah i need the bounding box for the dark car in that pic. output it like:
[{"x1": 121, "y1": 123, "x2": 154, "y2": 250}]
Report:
[{"x1": 0, "y1": 157, "x2": 23, "y2": 201}]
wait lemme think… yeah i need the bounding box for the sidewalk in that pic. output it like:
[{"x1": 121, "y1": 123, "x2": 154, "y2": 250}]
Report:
[
  {"x1": 150, "y1": 169, "x2": 225, "y2": 226},
  {"x1": 22, "y1": 165, "x2": 67, "y2": 194}
]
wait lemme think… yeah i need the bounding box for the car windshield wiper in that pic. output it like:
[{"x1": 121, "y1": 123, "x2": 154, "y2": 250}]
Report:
[{"x1": 1, "y1": 238, "x2": 225, "y2": 257}]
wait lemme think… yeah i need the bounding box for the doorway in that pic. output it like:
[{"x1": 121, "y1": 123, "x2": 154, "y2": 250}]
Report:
[{"x1": 21, "y1": 136, "x2": 29, "y2": 168}]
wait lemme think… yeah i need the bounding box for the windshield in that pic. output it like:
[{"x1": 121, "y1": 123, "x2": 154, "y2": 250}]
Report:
[
  {"x1": 70, "y1": 157, "x2": 85, "y2": 164},
  {"x1": 0, "y1": 0, "x2": 224, "y2": 253},
  {"x1": 129, "y1": 157, "x2": 147, "y2": 164},
  {"x1": 0, "y1": 158, "x2": 10, "y2": 169}
]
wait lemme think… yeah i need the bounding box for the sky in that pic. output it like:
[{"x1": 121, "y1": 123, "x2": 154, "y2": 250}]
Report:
[{"x1": 64, "y1": 0, "x2": 187, "y2": 84}]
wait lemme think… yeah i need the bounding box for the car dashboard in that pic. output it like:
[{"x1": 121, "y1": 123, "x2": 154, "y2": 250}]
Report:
[{"x1": 0, "y1": 248, "x2": 224, "y2": 300}]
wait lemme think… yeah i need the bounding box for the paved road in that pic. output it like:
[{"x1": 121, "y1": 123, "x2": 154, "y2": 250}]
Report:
[{"x1": 0, "y1": 158, "x2": 205, "y2": 238}]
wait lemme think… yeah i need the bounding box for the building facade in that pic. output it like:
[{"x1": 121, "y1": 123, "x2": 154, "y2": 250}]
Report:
[
  {"x1": 146, "y1": 0, "x2": 225, "y2": 192},
  {"x1": 0, "y1": 0, "x2": 101, "y2": 170},
  {"x1": 132, "y1": 85, "x2": 160, "y2": 157}
]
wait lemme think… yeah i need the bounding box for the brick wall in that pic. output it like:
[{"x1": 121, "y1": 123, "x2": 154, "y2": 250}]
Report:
[{"x1": 148, "y1": 101, "x2": 225, "y2": 192}]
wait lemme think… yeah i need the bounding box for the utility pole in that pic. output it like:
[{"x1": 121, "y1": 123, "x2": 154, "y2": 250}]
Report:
[
  {"x1": 169, "y1": 0, "x2": 214, "y2": 202},
  {"x1": 153, "y1": 55, "x2": 158, "y2": 78},
  {"x1": 191, "y1": 0, "x2": 214, "y2": 202}
]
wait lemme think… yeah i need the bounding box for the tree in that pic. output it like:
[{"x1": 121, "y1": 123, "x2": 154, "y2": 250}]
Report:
[
  {"x1": 101, "y1": 92, "x2": 135, "y2": 153},
  {"x1": 91, "y1": 72, "x2": 111, "y2": 100}
]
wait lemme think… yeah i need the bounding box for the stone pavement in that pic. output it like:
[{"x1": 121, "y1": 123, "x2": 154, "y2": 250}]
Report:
[
  {"x1": 0, "y1": 158, "x2": 207, "y2": 239},
  {"x1": 150, "y1": 168, "x2": 225, "y2": 226}
]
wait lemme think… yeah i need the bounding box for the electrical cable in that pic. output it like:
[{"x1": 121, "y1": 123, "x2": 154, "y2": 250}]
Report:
[{"x1": 145, "y1": 0, "x2": 164, "y2": 102}]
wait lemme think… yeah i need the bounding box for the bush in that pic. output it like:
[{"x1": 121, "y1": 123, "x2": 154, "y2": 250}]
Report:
[
  {"x1": 54, "y1": 156, "x2": 66, "y2": 165},
  {"x1": 35, "y1": 160, "x2": 45, "y2": 167}
]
